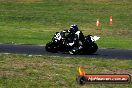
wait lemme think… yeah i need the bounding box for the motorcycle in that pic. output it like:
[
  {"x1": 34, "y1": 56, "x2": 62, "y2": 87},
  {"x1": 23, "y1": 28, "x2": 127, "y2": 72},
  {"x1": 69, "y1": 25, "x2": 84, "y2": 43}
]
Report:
[{"x1": 45, "y1": 31, "x2": 100, "y2": 55}]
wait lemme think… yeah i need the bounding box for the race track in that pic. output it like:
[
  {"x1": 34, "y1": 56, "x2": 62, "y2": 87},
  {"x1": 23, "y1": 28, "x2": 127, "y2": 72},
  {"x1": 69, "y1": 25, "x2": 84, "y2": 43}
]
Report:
[{"x1": 0, "y1": 44, "x2": 132, "y2": 59}]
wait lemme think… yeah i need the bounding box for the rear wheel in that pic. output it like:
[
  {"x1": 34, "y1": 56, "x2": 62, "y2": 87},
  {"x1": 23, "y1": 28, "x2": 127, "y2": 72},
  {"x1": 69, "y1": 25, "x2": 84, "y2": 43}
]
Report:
[{"x1": 84, "y1": 43, "x2": 98, "y2": 54}]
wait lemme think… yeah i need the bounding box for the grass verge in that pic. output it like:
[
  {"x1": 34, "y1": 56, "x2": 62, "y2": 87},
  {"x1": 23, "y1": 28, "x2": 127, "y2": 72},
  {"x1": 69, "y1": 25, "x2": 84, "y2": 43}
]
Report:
[
  {"x1": 0, "y1": 0, "x2": 132, "y2": 49},
  {"x1": 0, "y1": 54, "x2": 132, "y2": 88}
]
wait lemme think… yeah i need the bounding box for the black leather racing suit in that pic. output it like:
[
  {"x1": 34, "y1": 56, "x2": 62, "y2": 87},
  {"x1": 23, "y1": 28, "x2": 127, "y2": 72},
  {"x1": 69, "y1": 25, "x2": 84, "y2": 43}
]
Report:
[{"x1": 62, "y1": 30, "x2": 84, "y2": 47}]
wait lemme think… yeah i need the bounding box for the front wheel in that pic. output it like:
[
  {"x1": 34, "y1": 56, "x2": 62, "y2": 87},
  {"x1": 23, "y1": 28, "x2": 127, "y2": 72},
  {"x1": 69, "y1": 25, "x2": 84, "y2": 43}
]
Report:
[{"x1": 45, "y1": 42, "x2": 58, "y2": 53}]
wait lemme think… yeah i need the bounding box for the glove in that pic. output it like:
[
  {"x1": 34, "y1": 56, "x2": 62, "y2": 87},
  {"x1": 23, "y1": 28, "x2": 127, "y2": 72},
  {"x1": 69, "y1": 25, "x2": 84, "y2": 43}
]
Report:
[{"x1": 67, "y1": 42, "x2": 74, "y2": 46}]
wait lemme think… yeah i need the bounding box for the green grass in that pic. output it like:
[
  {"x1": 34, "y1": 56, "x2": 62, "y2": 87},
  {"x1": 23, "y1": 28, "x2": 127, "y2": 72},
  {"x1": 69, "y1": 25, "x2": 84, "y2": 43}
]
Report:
[
  {"x1": 0, "y1": 54, "x2": 132, "y2": 88},
  {"x1": 0, "y1": 0, "x2": 132, "y2": 48}
]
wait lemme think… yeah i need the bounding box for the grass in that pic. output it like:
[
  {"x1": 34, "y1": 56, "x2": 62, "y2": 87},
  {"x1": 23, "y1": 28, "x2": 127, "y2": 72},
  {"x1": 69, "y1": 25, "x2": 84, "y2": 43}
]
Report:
[
  {"x1": 0, "y1": 0, "x2": 132, "y2": 48},
  {"x1": 0, "y1": 54, "x2": 132, "y2": 88}
]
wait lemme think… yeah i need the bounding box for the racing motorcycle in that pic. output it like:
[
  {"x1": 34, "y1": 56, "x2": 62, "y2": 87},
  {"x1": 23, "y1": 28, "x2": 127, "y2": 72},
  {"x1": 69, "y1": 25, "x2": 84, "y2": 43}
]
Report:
[{"x1": 45, "y1": 32, "x2": 100, "y2": 55}]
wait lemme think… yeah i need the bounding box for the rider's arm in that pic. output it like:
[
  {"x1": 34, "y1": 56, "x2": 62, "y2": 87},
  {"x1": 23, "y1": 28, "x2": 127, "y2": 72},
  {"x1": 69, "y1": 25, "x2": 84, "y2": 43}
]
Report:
[
  {"x1": 73, "y1": 34, "x2": 79, "y2": 45},
  {"x1": 67, "y1": 34, "x2": 78, "y2": 46},
  {"x1": 62, "y1": 30, "x2": 70, "y2": 33}
]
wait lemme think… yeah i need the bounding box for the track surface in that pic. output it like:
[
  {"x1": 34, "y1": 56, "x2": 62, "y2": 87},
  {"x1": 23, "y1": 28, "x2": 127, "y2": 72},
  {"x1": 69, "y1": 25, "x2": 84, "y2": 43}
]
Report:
[{"x1": 0, "y1": 44, "x2": 132, "y2": 59}]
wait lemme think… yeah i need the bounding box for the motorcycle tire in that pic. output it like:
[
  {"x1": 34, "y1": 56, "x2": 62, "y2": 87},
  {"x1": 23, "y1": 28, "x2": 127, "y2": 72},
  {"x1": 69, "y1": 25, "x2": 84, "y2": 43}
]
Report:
[
  {"x1": 87, "y1": 43, "x2": 98, "y2": 54},
  {"x1": 45, "y1": 42, "x2": 58, "y2": 53}
]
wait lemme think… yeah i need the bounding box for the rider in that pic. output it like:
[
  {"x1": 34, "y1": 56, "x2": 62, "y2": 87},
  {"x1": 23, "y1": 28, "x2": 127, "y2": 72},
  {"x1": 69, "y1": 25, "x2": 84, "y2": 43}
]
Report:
[{"x1": 62, "y1": 24, "x2": 84, "y2": 48}]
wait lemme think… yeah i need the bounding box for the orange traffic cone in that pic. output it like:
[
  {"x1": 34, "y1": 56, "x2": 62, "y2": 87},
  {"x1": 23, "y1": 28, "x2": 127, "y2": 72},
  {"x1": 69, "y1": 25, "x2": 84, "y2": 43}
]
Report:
[
  {"x1": 109, "y1": 16, "x2": 113, "y2": 25},
  {"x1": 96, "y1": 19, "x2": 100, "y2": 27}
]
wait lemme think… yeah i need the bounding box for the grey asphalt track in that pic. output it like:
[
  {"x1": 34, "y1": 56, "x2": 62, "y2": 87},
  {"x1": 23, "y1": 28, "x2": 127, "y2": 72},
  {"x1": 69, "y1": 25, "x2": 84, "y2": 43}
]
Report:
[{"x1": 0, "y1": 44, "x2": 132, "y2": 59}]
